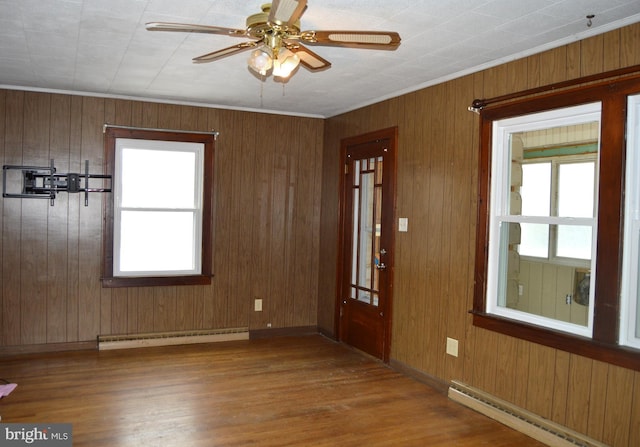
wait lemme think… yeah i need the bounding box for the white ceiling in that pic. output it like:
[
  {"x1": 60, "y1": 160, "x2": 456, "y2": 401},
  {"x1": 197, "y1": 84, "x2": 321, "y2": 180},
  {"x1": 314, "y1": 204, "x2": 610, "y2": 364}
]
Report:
[{"x1": 1, "y1": 0, "x2": 640, "y2": 118}]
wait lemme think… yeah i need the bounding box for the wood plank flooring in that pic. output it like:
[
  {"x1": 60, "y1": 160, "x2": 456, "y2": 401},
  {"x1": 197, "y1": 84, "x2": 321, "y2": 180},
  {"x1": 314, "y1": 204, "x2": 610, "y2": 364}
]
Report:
[{"x1": 0, "y1": 335, "x2": 545, "y2": 446}]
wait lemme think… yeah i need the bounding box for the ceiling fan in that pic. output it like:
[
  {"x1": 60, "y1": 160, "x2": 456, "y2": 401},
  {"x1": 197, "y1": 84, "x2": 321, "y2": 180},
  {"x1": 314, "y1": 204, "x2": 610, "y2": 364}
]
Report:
[{"x1": 145, "y1": 0, "x2": 401, "y2": 80}]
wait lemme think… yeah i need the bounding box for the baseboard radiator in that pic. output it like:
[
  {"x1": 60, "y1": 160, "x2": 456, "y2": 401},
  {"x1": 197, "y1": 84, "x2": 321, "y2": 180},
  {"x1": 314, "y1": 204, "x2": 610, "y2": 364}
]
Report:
[
  {"x1": 98, "y1": 327, "x2": 249, "y2": 350},
  {"x1": 448, "y1": 381, "x2": 607, "y2": 447}
]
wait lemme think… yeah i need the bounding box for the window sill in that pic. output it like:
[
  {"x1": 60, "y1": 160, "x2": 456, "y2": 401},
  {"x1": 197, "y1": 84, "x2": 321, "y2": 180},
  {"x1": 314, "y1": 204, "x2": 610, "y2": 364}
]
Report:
[
  {"x1": 102, "y1": 275, "x2": 211, "y2": 288},
  {"x1": 471, "y1": 311, "x2": 640, "y2": 372}
]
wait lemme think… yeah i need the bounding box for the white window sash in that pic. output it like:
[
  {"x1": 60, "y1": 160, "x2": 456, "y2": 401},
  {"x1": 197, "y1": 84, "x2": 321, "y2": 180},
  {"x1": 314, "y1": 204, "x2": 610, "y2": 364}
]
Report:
[
  {"x1": 621, "y1": 93, "x2": 640, "y2": 348},
  {"x1": 486, "y1": 102, "x2": 601, "y2": 338},
  {"x1": 113, "y1": 138, "x2": 204, "y2": 277}
]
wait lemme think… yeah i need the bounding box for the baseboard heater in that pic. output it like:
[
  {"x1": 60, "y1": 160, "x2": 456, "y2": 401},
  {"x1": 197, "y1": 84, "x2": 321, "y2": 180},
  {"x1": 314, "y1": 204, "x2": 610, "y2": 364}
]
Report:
[
  {"x1": 448, "y1": 381, "x2": 607, "y2": 447},
  {"x1": 98, "y1": 327, "x2": 249, "y2": 350}
]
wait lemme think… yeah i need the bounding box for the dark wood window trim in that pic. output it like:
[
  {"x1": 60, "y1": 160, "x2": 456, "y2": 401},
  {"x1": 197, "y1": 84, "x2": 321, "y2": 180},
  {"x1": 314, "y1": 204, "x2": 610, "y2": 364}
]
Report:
[
  {"x1": 473, "y1": 75, "x2": 640, "y2": 372},
  {"x1": 102, "y1": 127, "x2": 215, "y2": 288}
]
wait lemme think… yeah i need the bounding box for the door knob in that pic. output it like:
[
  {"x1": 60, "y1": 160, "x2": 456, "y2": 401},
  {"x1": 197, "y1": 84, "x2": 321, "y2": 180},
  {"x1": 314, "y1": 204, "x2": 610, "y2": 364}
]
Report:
[{"x1": 376, "y1": 263, "x2": 387, "y2": 270}]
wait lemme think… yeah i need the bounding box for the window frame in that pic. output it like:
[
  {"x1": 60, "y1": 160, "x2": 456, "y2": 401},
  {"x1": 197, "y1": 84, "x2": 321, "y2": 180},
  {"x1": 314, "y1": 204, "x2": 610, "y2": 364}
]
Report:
[
  {"x1": 102, "y1": 127, "x2": 215, "y2": 288},
  {"x1": 473, "y1": 77, "x2": 640, "y2": 371}
]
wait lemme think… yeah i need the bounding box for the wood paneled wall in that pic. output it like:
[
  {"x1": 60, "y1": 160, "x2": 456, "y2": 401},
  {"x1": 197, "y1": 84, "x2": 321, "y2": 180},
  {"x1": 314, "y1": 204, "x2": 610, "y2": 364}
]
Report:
[
  {"x1": 0, "y1": 92, "x2": 323, "y2": 347},
  {"x1": 321, "y1": 23, "x2": 640, "y2": 447}
]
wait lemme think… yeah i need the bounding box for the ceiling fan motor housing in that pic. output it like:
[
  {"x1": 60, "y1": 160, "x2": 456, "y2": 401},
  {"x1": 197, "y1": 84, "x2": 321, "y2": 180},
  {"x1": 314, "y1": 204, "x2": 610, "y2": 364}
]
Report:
[{"x1": 247, "y1": 3, "x2": 301, "y2": 39}]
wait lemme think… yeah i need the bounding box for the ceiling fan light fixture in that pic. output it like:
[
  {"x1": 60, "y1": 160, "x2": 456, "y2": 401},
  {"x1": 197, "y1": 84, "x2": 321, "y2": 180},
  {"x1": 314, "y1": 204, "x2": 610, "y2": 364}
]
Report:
[
  {"x1": 247, "y1": 46, "x2": 273, "y2": 75},
  {"x1": 272, "y1": 48, "x2": 300, "y2": 78}
]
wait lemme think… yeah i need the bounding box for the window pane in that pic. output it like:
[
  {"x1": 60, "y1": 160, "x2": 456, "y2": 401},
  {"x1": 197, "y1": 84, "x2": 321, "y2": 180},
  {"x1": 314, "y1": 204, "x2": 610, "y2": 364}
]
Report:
[
  {"x1": 519, "y1": 223, "x2": 549, "y2": 258},
  {"x1": 121, "y1": 148, "x2": 197, "y2": 209},
  {"x1": 358, "y1": 171, "x2": 374, "y2": 290},
  {"x1": 119, "y1": 211, "x2": 196, "y2": 273},
  {"x1": 558, "y1": 162, "x2": 595, "y2": 218},
  {"x1": 557, "y1": 225, "x2": 592, "y2": 259},
  {"x1": 521, "y1": 163, "x2": 551, "y2": 216}
]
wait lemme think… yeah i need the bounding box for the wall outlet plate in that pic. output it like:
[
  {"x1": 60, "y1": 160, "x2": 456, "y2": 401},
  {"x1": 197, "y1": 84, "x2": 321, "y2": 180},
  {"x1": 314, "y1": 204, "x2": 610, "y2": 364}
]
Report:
[{"x1": 446, "y1": 337, "x2": 459, "y2": 357}]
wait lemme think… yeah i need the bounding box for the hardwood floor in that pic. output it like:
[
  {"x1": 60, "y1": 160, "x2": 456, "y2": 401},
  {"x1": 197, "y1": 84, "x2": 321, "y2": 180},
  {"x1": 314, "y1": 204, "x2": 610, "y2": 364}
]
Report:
[{"x1": 0, "y1": 335, "x2": 544, "y2": 446}]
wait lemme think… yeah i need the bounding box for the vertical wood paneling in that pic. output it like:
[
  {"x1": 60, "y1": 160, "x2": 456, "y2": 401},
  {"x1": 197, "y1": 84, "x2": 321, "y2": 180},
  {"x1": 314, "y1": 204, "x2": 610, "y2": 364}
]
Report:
[
  {"x1": 66, "y1": 95, "x2": 83, "y2": 342},
  {"x1": 445, "y1": 76, "x2": 478, "y2": 382},
  {"x1": 232, "y1": 112, "x2": 256, "y2": 327},
  {"x1": 603, "y1": 30, "x2": 621, "y2": 71},
  {"x1": 2, "y1": 90, "x2": 24, "y2": 346},
  {"x1": 512, "y1": 339, "x2": 531, "y2": 408},
  {"x1": 525, "y1": 344, "x2": 555, "y2": 419},
  {"x1": 551, "y1": 350, "x2": 571, "y2": 425},
  {"x1": 77, "y1": 97, "x2": 104, "y2": 341},
  {"x1": 389, "y1": 93, "x2": 415, "y2": 364},
  {"x1": 580, "y1": 35, "x2": 604, "y2": 76},
  {"x1": 213, "y1": 109, "x2": 235, "y2": 327},
  {"x1": 620, "y1": 24, "x2": 640, "y2": 66},
  {"x1": 603, "y1": 365, "x2": 634, "y2": 446},
  {"x1": 20, "y1": 93, "x2": 50, "y2": 345},
  {"x1": 586, "y1": 361, "x2": 609, "y2": 441},
  {"x1": 252, "y1": 114, "x2": 278, "y2": 329},
  {"x1": 408, "y1": 90, "x2": 429, "y2": 371},
  {"x1": 47, "y1": 94, "x2": 71, "y2": 343},
  {"x1": 565, "y1": 354, "x2": 592, "y2": 433},
  {"x1": 630, "y1": 371, "x2": 640, "y2": 447},
  {"x1": 494, "y1": 334, "x2": 519, "y2": 402}
]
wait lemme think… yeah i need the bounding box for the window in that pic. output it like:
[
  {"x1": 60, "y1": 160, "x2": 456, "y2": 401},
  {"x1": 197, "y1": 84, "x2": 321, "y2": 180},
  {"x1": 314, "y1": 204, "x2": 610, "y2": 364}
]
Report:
[
  {"x1": 473, "y1": 75, "x2": 640, "y2": 371},
  {"x1": 114, "y1": 139, "x2": 203, "y2": 277},
  {"x1": 622, "y1": 93, "x2": 640, "y2": 349},
  {"x1": 485, "y1": 103, "x2": 600, "y2": 338},
  {"x1": 102, "y1": 127, "x2": 215, "y2": 287}
]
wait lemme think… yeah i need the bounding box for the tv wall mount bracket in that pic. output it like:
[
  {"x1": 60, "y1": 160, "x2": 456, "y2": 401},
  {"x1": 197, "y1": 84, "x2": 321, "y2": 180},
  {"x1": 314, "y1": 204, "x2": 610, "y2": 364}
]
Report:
[{"x1": 2, "y1": 159, "x2": 112, "y2": 206}]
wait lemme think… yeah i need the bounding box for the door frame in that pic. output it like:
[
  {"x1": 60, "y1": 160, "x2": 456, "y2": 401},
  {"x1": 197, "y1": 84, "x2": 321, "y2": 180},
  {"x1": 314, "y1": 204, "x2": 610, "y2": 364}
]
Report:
[{"x1": 335, "y1": 127, "x2": 398, "y2": 362}]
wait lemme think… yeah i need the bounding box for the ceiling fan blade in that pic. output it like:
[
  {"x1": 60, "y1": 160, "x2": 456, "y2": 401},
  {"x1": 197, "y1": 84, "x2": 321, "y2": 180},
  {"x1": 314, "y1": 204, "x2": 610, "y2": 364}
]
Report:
[
  {"x1": 268, "y1": 0, "x2": 308, "y2": 26},
  {"x1": 300, "y1": 30, "x2": 401, "y2": 49},
  {"x1": 145, "y1": 22, "x2": 247, "y2": 37},
  {"x1": 192, "y1": 41, "x2": 260, "y2": 63},
  {"x1": 286, "y1": 43, "x2": 331, "y2": 71}
]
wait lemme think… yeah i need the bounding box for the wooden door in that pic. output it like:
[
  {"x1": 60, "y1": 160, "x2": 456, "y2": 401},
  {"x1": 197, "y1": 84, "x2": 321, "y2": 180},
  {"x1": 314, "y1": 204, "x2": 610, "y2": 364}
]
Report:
[{"x1": 337, "y1": 128, "x2": 397, "y2": 361}]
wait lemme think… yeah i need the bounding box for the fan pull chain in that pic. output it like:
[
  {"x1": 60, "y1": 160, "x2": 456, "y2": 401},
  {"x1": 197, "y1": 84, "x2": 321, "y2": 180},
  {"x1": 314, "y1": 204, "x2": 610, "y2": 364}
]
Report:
[{"x1": 260, "y1": 78, "x2": 264, "y2": 108}]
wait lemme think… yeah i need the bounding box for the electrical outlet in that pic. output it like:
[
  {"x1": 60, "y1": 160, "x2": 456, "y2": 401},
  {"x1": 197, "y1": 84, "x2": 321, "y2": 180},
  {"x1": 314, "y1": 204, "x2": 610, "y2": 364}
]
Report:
[
  {"x1": 446, "y1": 337, "x2": 459, "y2": 357},
  {"x1": 254, "y1": 298, "x2": 263, "y2": 312}
]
